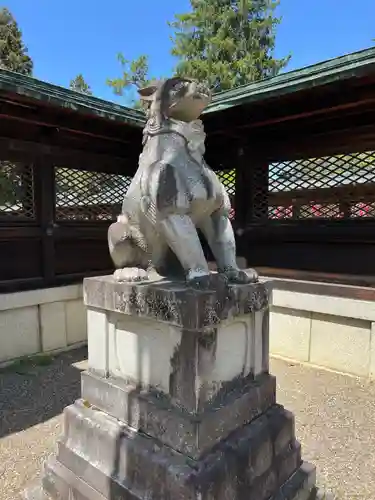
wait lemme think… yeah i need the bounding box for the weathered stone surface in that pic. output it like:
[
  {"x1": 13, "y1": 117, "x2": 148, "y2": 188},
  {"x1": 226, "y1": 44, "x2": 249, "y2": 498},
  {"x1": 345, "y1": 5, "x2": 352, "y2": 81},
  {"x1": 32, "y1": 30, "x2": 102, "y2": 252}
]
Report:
[
  {"x1": 249, "y1": 468, "x2": 279, "y2": 500},
  {"x1": 85, "y1": 277, "x2": 270, "y2": 413},
  {"x1": 276, "y1": 440, "x2": 302, "y2": 486},
  {"x1": 268, "y1": 405, "x2": 296, "y2": 456},
  {"x1": 24, "y1": 459, "x2": 319, "y2": 500},
  {"x1": 44, "y1": 454, "x2": 142, "y2": 500},
  {"x1": 23, "y1": 482, "x2": 49, "y2": 500},
  {"x1": 23, "y1": 384, "x2": 318, "y2": 500},
  {"x1": 23, "y1": 460, "x2": 113, "y2": 500},
  {"x1": 81, "y1": 370, "x2": 276, "y2": 458},
  {"x1": 53, "y1": 400, "x2": 299, "y2": 500},
  {"x1": 274, "y1": 462, "x2": 316, "y2": 500},
  {"x1": 83, "y1": 274, "x2": 269, "y2": 331},
  {"x1": 311, "y1": 489, "x2": 337, "y2": 500},
  {"x1": 23, "y1": 273, "x2": 320, "y2": 500},
  {"x1": 43, "y1": 457, "x2": 110, "y2": 500}
]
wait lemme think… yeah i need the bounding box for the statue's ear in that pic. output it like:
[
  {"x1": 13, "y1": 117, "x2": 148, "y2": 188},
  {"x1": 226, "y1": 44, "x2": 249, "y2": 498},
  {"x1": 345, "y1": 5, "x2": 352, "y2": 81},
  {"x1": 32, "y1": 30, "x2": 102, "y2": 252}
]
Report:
[{"x1": 138, "y1": 84, "x2": 158, "y2": 101}]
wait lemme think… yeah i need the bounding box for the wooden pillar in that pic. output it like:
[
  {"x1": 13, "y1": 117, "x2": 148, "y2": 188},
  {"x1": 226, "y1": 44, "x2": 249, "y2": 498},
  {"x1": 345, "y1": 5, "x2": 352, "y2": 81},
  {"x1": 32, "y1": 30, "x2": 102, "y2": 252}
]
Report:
[
  {"x1": 35, "y1": 158, "x2": 56, "y2": 285},
  {"x1": 235, "y1": 145, "x2": 269, "y2": 229}
]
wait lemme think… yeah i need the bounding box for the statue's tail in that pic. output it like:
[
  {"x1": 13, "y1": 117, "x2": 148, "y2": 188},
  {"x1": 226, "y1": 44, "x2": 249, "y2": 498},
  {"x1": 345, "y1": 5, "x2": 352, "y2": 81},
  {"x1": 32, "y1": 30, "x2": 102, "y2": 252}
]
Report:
[{"x1": 108, "y1": 215, "x2": 149, "y2": 271}]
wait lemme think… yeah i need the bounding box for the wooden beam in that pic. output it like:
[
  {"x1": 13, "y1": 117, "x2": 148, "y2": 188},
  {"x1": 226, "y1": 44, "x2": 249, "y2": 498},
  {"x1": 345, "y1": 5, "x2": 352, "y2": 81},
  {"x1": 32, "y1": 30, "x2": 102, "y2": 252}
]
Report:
[
  {"x1": 217, "y1": 97, "x2": 375, "y2": 135},
  {"x1": 0, "y1": 98, "x2": 142, "y2": 144},
  {"x1": 240, "y1": 219, "x2": 375, "y2": 243},
  {"x1": 257, "y1": 267, "x2": 375, "y2": 295},
  {"x1": 204, "y1": 80, "x2": 375, "y2": 137},
  {"x1": 0, "y1": 118, "x2": 141, "y2": 160},
  {"x1": 0, "y1": 136, "x2": 137, "y2": 174}
]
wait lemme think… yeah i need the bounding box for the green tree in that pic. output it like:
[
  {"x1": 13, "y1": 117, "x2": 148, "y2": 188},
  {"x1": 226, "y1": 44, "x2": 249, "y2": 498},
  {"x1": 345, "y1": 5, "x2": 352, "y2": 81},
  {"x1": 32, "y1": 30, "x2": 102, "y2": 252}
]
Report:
[
  {"x1": 170, "y1": 0, "x2": 290, "y2": 91},
  {"x1": 0, "y1": 7, "x2": 33, "y2": 75},
  {"x1": 107, "y1": 53, "x2": 152, "y2": 109},
  {"x1": 0, "y1": 9, "x2": 33, "y2": 212},
  {"x1": 69, "y1": 74, "x2": 92, "y2": 95}
]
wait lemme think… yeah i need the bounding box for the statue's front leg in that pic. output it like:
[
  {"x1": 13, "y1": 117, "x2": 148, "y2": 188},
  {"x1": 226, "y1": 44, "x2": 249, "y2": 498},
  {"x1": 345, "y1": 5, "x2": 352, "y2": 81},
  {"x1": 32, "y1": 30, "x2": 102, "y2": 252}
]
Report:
[
  {"x1": 158, "y1": 214, "x2": 211, "y2": 289},
  {"x1": 200, "y1": 210, "x2": 258, "y2": 284}
]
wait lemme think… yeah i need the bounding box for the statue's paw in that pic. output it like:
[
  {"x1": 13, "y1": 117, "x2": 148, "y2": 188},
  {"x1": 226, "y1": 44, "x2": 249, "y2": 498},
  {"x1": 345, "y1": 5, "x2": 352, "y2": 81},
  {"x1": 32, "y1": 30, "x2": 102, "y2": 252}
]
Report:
[
  {"x1": 220, "y1": 268, "x2": 259, "y2": 284},
  {"x1": 113, "y1": 268, "x2": 149, "y2": 282},
  {"x1": 186, "y1": 272, "x2": 229, "y2": 291},
  {"x1": 187, "y1": 274, "x2": 212, "y2": 290}
]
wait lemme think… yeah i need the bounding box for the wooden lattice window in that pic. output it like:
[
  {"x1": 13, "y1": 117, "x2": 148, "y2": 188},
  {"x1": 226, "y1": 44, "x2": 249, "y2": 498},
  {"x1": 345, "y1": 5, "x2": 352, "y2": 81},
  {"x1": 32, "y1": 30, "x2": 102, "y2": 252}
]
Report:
[
  {"x1": 0, "y1": 161, "x2": 35, "y2": 220},
  {"x1": 268, "y1": 151, "x2": 375, "y2": 220},
  {"x1": 217, "y1": 169, "x2": 235, "y2": 219},
  {"x1": 54, "y1": 167, "x2": 132, "y2": 221}
]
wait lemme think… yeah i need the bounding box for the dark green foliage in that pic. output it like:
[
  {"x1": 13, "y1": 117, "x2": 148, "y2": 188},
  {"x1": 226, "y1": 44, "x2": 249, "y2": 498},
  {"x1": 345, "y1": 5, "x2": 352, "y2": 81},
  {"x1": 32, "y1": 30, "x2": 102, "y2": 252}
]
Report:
[
  {"x1": 0, "y1": 161, "x2": 18, "y2": 207},
  {"x1": 69, "y1": 74, "x2": 92, "y2": 95},
  {"x1": 0, "y1": 354, "x2": 54, "y2": 375},
  {"x1": 106, "y1": 2, "x2": 289, "y2": 105},
  {"x1": 0, "y1": 7, "x2": 33, "y2": 75},
  {"x1": 169, "y1": 0, "x2": 290, "y2": 91},
  {"x1": 107, "y1": 53, "x2": 153, "y2": 109},
  {"x1": 107, "y1": 53, "x2": 151, "y2": 94}
]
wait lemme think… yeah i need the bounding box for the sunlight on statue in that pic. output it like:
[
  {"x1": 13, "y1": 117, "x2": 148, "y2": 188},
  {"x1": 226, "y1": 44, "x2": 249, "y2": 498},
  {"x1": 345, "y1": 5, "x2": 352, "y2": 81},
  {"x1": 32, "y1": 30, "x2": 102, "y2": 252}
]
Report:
[{"x1": 108, "y1": 77, "x2": 258, "y2": 289}]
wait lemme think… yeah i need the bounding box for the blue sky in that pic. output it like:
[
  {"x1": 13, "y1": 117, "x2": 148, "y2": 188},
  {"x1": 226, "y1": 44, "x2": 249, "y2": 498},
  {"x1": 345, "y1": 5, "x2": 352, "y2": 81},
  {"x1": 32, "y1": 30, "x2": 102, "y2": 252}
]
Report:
[{"x1": 4, "y1": 0, "x2": 375, "y2": 104}]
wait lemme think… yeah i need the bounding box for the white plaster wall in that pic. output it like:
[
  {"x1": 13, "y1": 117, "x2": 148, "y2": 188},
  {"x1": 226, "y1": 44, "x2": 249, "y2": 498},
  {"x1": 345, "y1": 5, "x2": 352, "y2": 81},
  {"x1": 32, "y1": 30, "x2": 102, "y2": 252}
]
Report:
[
  {"x1": 310, "y1": 313, "x2": 370, "y2": 377},
  {"x1": 269, "y1": 284, "x2": 375, "y2": 378},
  {"x1": 0, "y1": 306, "x2": 40, "y2": 361},
  {"x1": 270, "y1": 307, "x2": 311, "y2": 362},
  {"x1": 0, "y1": 285, "x2": 87, "y2": 363},
  {"x1": 3, "y1": 274, "x2": 375, "y2": 380}
]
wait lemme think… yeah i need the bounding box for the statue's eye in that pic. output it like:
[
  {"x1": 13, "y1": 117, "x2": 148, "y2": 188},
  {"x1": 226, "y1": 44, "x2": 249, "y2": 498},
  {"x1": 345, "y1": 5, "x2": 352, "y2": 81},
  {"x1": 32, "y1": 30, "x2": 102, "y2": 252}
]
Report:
[{"x1": 173, "y1": 81, "x2": 185, "y2": 92}]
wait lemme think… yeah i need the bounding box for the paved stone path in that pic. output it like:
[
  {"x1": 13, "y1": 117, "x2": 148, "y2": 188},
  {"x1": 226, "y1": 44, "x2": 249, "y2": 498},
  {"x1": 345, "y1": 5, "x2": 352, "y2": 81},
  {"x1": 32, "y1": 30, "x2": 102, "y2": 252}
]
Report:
[{"x1": 1, "y1": 348, "x2": 374, "y2": 499}]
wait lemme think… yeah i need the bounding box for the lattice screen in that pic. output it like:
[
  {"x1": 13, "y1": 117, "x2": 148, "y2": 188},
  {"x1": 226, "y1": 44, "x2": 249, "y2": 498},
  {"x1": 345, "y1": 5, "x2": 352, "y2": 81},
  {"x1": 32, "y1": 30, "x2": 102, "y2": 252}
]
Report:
[
  {"x1": 217, "y1": 169, "x2": 235, "y2": 219},
  {"x1": 55, "y1": 167, "x2": 132, "y2": 221},
  {"x1": 0, "y1": 161, "x2": 35, "y2": 219},
  {"x1": 268, "y1": 151, "x2": 375, "y2": 220}
]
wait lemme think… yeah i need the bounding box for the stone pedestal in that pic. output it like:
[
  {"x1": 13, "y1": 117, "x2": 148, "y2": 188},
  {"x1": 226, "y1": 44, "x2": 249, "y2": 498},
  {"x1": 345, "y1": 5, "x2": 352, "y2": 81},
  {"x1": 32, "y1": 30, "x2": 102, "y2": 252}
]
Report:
[{"x1": 25, "y1": 274, "x2": 319, "y2": 500}]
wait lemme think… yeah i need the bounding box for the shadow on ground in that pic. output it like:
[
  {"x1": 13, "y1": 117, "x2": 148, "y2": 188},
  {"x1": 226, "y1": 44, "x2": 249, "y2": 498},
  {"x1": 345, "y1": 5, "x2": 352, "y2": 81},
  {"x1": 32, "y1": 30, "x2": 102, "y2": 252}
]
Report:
[
  {"x1": 2, "y1": 347, "x2": 375, "y2": 499},
  {"x1": 0, "y1": 346, "x2": 87, "y2": 439}
]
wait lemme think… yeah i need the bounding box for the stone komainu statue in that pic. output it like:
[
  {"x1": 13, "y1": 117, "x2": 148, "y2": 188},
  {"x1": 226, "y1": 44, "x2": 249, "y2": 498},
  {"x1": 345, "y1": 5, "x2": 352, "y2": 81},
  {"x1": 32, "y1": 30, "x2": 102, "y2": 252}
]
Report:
[{"x1": 108, "y1": 77, "x2": 258, "y2": 288}]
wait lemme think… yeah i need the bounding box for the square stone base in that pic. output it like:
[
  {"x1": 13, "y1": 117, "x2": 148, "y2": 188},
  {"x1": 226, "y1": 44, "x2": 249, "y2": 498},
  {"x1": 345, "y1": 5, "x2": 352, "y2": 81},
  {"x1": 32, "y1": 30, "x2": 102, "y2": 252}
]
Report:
[
  {"x1": 80, "y1": 370, "x2": 276, "y2": 459},
  {"x1": 24, "y1": 400, "x2": 318, "y2": 500},
  {"x1": 24, "y1": 462, "x2": 319, "y2": 500},
  {"x1": 23, "y1": 277, "x2": 323, "y2": 499}
]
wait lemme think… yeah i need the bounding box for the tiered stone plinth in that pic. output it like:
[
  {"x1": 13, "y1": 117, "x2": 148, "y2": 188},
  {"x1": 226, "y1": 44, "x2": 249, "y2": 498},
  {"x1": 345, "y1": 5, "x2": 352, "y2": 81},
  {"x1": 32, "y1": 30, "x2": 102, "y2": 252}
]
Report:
[{"x1": 25, "y1": 274, "x2": 318, "y2": 500}]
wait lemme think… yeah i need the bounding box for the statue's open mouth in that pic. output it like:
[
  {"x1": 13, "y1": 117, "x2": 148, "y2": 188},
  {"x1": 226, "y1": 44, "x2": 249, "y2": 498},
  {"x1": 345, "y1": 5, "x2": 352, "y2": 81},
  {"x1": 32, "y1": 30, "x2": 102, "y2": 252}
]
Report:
[{"x1": 193, "y1": 91, "x2": 210, "y2": 100}]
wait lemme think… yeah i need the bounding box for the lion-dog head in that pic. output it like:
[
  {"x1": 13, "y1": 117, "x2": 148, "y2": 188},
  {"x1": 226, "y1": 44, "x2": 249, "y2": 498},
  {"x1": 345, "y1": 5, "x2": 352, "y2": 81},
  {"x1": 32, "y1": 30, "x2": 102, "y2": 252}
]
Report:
[{"x1": 138, "y1": 77, "x2": 212, "y2": 129}]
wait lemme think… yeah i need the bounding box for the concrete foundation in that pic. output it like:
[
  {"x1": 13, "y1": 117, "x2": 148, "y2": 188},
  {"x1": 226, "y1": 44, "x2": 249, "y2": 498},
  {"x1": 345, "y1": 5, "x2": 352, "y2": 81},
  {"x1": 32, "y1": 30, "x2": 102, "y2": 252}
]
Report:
[
  {"x1": 24, "y1": 274, "x2": 319, "y2": 499},
  {"x1": 0, "y1": 284, "x2": 86, "y2": 365}
]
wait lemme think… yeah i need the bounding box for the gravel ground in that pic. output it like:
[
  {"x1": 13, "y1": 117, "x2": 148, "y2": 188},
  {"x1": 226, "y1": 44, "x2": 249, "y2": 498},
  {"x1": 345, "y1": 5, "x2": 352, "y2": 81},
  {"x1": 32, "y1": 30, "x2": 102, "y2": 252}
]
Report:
[
  {"x1": 1, "y1": 348, "x2": 375, "y2": 499},
  {"x1": 0, "y1": 348, "x2": 86, "y2": 500}
]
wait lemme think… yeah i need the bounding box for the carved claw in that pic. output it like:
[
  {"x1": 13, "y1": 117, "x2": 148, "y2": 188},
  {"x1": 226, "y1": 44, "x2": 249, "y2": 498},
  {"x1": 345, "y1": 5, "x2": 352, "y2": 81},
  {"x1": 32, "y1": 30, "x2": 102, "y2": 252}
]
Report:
[
  {"x1": 113, "y1": 268, "x2": 149, "y2": 282},
  {"x1": 186, "y1": 274, "x2": 213, "y2": 290},
  {"x1": 186, "y1": 272, "x2": 229, "y2": 291},
  {"x1": 219, "y1": 268, "x2": 259, "y2": 284}
]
